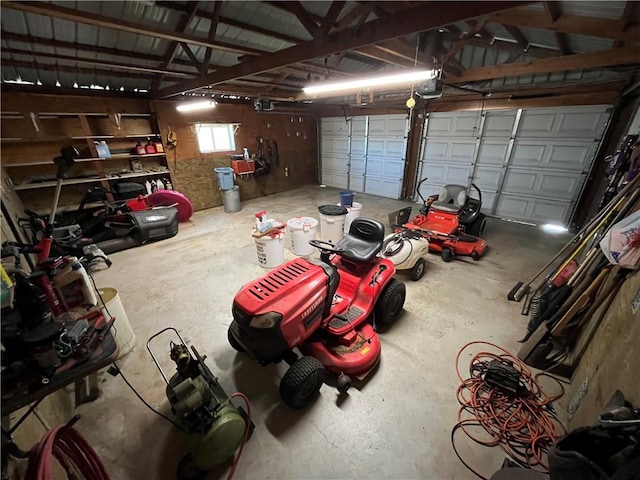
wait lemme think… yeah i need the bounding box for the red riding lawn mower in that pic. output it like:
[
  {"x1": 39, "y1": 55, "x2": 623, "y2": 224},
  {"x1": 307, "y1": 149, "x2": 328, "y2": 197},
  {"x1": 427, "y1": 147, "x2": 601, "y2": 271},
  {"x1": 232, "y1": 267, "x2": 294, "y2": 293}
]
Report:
[
  {"x1": 228, "y1": 218, "x2": 406, "y2": 409},
  {"x1": 396, "y1": 177, "x2": 488, "y2": 262}
]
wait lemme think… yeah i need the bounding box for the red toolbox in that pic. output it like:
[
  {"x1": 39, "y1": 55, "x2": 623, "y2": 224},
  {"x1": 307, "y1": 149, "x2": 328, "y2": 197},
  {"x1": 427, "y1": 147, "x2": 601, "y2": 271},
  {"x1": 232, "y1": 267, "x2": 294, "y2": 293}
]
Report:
[{"x1": 231, "y1": 159, "x2": 255, "y2": 174}]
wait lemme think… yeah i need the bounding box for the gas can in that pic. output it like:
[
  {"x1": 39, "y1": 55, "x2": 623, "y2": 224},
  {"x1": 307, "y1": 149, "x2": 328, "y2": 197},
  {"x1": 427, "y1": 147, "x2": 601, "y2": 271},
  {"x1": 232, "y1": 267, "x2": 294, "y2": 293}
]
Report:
[
  {"x1": 145, "y1": 138, "x2": 157, "y2": 154},
  {"x1": 135, "y1": 142, "x2": 146, "y2": 155}
]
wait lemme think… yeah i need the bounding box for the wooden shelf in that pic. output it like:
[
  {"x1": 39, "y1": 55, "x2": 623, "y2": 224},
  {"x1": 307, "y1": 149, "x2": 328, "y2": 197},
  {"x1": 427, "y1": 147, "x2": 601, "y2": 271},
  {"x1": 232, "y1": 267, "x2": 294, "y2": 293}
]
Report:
[
  {"x1": 13, "y1": 177, "x2": 103, "y2": 190},
  {"x1": 3, "y1": 153, "x2": 165, "y2": 168},
  {"x1": 106, "y1": 171, "x2": 170, "y2": 180}
]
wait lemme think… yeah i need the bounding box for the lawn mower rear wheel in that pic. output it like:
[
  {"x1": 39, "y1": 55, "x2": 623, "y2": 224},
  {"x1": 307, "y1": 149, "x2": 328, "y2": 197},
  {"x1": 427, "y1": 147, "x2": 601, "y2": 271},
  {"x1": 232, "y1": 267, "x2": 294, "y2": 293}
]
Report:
[
  {"x1": 279, "y1": 356, "x2": 325, "y2": 410},
  {"x1": 442, "y1": 247, "x2": 453, "y2": 262},
  {"x1": 410, "y1": 258, "x2": 426, "y2": 281},
  {"x1": 374, "y1": 279, "x2": 406, "y2": 326},
  {"x1": 466, "y1": 213, "x2": 486, "y2": 237}
]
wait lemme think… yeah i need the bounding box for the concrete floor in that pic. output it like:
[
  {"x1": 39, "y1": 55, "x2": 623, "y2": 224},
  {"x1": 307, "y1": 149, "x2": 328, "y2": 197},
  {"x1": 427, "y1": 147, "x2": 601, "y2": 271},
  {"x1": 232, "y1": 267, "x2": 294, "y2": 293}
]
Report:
[{"x1": 75, "y1": 185, "x2": 569, "y2": 480}]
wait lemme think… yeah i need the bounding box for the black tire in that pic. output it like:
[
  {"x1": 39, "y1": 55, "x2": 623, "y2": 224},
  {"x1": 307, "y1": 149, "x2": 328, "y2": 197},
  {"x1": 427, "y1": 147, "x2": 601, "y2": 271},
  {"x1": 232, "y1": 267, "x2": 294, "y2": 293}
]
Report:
[
  {"x1": 374, "y1": 278, "x2": 406, "y2": 326},
  {"x1": 442, "y1": 247, "x2": 453, "y2": 262},
  {"x1": 466, "y1": 213, "x2": 486, "y2": 237},
  {"x1": 410, "y1": 258, "x2": 426, "y2": 281},
  {"x1": 227, "y1": 324, "x2": 245, "y2": 352},
  {"x1": 95, "y1": 236, "x2": 140, "y2": 255},
  {"x1": 279, "y1": 356, "x2": 325, "y2": 410},
  {"x1": 177, "y1": 454, "x2": 207, "y2": 480},
  {"x1": 471, "y1": 250, "x2": 480, "y2": 261}
]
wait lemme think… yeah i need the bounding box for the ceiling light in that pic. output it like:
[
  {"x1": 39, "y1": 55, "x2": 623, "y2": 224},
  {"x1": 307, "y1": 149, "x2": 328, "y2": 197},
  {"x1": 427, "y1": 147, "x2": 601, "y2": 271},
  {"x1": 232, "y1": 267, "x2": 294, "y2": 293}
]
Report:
[
  {"x1": 176, "y1": 100, "x2": 216, "y2": 112},
  {"x1": 303, "y1": 69, "x2": 436, "y2": 95}
]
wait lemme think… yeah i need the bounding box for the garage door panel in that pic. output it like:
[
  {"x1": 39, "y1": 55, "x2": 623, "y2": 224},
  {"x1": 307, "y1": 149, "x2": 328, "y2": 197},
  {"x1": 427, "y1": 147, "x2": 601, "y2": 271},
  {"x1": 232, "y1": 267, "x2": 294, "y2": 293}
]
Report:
[
  {"x1": 321, "y1": 117, "x2": 349, "y2": 136},
  {"x1": 502, "y1": 170, "x2": 581, "y2": 201},
  {"x1": 351, "y1": 138, "x2": 365, "y2": 155},
  {"x1": 511, "y1": 140, "x2": 594, "y2": 171},
  {"x1": 483, "y1": 111, "x2": 517, "y2": 137},
  {"x1": 518, "y1": 106, "x2": 609, "y2": 139},
  {"x1": 366, "y1": 158, "x2": 404, "y2": 178},
  {"x1": 364, "y1": 177, "x2": 402, "y2": 198},
  {"x1": 424, "y1": 139, "x2": 475, "y2": 162},
  {"x1": 472, "y1": 166, "x2": 502, "y2": 190},
  {"x1": 368, "y1": 138, "x2": 404, "y2": 157},
  {"x1": 322, "y1": 137, "x2": 349, "y2": 156},
  {"x1": 350, "y1": 156, "x2": 365, "y2": 174},
  {"x1": 368, "y1": 115, "x2": 406, "y2": 137},
  {"x1": 322, "y1": 169, "x2": 349, "y2": 189},
  {"x1": 428, "y1": 112, "x2": 479, "y2": 137},
  {"x1": 479, "y1": 191, "x2": 497, "y2": 214},
  {"x1": 352, "y1": 117, "x2": 366, "y2": 136},
  {"x1": 495, "y1": 195, "x2": 570, "y2": 224},
  {"x1": 420, "y1": 162, "x2": 471, "y2": 186},
  {"x1": 322, "y1": 155, "x2": 349, "y2": 173},
  {"x1": 349, "y1": 175, "x2": 364, "y2": 192},
  {"x1": 477, "y1": 141, "x2": 509, "y2": 165}
]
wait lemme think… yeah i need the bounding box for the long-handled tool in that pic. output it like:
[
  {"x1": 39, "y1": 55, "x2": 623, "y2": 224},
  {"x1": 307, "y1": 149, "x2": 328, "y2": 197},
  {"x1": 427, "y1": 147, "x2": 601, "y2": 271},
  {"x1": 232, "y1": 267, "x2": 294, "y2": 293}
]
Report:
[{"x1": 508, "y1": 175, "x2": 639, "y2": 302}]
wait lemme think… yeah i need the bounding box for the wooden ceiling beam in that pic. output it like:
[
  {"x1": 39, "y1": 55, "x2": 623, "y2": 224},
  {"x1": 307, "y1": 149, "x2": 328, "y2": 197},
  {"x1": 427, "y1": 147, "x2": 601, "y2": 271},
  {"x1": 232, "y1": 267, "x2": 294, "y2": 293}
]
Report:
[
  {"x1": 2, "y1": 1, "x2": 263, "y2": 55},
  {"x1": 200, "y1": 1, "x2": 223, "y2": 76},
  {"x1": 449, "y1": 45, "x2": 640, "y2": 83},
  {"x1": 466, "y1": 19, "x2": 495, "y2": 44},
  {"x1": 442, "y1": 17, "x2": 489, "y2": 64},
  {"x1": 2, "y1": 58, "x2": 155, "y2": 82},
  {"x1": 320, "y1": 2, "x2": 347, "y2": 36},
  {"x1": 179, "y1": 42, "x2": 201, "y2": 68},
  {"x1": 503, "y1": 24, "x2": 530, "y2": 52},
  {"x1": 273, "y1": 1, "x2": 319, "y2": 36},
  {"x1": 613, "y1": 1, "x2": 637, "y2": 48},
  {"x1": 157, "y1": 1, "x2": 528, "y2": 97},
  {"x1": 489, "y1": 9, "x2": 640, "y2": 41},
  {"x1": 554, "y1": 32, "x2": 572, "y2": 55},
  {"x1": 1, "y1": 48, "x2": 192, "y2": 78},
  {"x1": 543, "y1": 1, "x2": 560, "y2": 22},
  {"x1": 335, "y1": 4, "x2": 369, "y2": 29}
]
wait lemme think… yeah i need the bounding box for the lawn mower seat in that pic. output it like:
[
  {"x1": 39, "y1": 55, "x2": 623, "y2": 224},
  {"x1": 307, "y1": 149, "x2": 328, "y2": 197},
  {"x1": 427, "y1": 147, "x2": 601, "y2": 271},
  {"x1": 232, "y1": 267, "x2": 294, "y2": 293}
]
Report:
[
  {"x1": 337, "y1": 217, "x2": 385, "y2": 263},
  {"x1": 431, "y1": 185, "x2": 467, "y2": 213}
]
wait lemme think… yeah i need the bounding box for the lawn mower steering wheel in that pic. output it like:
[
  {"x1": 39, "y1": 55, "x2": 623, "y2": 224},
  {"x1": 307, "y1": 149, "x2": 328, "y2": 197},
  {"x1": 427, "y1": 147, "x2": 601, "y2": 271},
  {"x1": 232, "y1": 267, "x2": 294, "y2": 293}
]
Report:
[
  {"x1": 309, "y1": 239, "x2": 344, "y2": 255},
  {"x1": 459, "y1": 184, "x2": 482, "y2": 225}
]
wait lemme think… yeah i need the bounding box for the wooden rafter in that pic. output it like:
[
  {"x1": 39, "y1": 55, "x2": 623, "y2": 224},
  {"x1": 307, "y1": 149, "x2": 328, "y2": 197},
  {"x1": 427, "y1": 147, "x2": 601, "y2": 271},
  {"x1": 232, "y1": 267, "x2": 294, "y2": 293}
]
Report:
[
  {"x1": 449, "y1": 45, "x2": 640, "y2": 83},
  {"x1": 614, "y1": 1, "x2": 637, "y2": 48},
  {"x1": 2, "y1": 48, "x2": 192, "y2": 78},
  {"x1": 554, "y1": 32, "x2": 572, "y2": 55},
  {"x1": 2, "y1": 1, "x2": 263, "y2": 55},
  {"x1": 2, "y1": 59, "x2": 157, "y2": 82},
  {"x1": 442, "y1": 17, "x2": 489, "y2": 64},
  {"x1": 335, "y1": 4, "x2": 369, "y2": 29},
  {"x1": 490, "y1": 9, "x2": 640, "y2": 41},
  {"x1": 466, "y1": 19, "x2": 495, "y2": 44},
  {"x1": 157, "y1": 1, "x2": 528, "y2": 97},
  {"x1": 180, "y1": 43, "x2": 201, "y2": 68},
  {"x1": 503, "y1": 24, "x2": 530, "y2": 52},
  {"x1": 276, "y1": 1, "x2": 319, "y2": 36},
  {"x1": 200, "y1": 1, "x2": 223, "y2": 76},
  {"x1": 543, "y1": 1, "x2": 560, "y2": 22},
  {"x1": 320, "y1": 2, "x2": 347, "y2": 36}
]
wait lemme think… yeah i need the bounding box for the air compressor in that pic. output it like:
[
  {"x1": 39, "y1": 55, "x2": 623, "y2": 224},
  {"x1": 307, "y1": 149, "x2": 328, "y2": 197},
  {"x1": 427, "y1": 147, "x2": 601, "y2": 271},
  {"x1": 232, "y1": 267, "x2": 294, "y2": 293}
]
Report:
[{"x1": 147, "y1": 328, "x2": 252, "y2": 480}]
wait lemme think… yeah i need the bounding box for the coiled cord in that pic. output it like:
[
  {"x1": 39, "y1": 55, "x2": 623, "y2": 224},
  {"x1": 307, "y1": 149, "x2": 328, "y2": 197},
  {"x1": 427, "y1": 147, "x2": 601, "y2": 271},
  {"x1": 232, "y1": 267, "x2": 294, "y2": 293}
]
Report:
[{"x1": 452, "y1": 341, "x2": 566, "y2": 479}]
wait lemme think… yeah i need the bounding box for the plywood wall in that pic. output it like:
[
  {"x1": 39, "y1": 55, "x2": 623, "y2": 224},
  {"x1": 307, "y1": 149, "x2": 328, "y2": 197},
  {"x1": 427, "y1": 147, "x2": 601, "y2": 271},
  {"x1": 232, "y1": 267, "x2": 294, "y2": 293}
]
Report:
[
  {"x1": 566, "y1": 270, "x2": 640, "y2": 428},
  {"x1": 153, "y1": 101, "x2": 318, "y2": 211}
]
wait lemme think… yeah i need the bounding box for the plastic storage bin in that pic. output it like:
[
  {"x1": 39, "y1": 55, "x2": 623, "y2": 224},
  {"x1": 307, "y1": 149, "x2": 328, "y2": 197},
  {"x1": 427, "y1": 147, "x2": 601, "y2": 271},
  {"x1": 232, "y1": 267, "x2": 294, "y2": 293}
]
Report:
[{"x1": 214, "y1": 167, "x2": 235, "y2": 190}]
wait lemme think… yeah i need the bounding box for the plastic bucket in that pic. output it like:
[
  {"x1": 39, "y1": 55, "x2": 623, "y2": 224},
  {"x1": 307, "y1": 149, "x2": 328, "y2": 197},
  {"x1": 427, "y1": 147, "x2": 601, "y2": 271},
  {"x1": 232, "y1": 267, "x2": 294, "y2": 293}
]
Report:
[
  {"x1": 221, "y1": 186, "x2": 241, "y2": 213},
  {"x1": 287, "y1": 217, "x2": 318, "y2": 256},
  {"x1": 339, "y1": 201, "x2": 363, "y2": 234},
  {"x1": 339, "y1": 190, "x2": 355, "y2": 207},
  {"x1": 214, "y1": 167, "x2": 234, "y2": 190},
  {"x1": 98, "y1": 287, "x2": 135, "y2": 359},
  {"x1": 255, "y1": 232, "x2": 285, "y2": 268},
  {"x1": 318, "y1": 205, "x2": 347, "y2": 243}
]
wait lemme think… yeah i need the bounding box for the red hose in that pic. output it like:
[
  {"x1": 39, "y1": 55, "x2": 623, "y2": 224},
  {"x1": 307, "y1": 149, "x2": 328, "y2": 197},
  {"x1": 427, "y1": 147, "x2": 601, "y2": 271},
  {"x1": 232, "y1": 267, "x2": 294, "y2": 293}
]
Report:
[{"x1": 24, "y1": 425, "x2": 109, "y2": 480}]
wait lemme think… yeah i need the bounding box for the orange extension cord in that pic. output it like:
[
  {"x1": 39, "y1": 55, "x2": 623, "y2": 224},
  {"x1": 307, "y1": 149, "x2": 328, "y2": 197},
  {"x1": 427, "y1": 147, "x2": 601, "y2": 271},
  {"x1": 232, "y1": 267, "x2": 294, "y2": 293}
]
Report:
[{"x1": 452, "y1": 341, "x2": 566, "y2": 479}]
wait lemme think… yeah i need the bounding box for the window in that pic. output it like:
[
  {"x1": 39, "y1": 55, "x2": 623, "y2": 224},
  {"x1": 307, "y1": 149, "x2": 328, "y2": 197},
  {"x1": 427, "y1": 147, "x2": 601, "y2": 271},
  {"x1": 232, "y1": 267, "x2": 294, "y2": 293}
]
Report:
[{"x1": 195, "y1": 123, "x2": 236, "y2": 153}]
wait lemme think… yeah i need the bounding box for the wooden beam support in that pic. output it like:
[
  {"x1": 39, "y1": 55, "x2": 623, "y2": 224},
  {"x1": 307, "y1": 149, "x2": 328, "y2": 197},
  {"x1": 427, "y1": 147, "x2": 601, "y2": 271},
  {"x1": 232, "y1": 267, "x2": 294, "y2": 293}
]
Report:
[
  {"x1": 335, "y1": 4, "x2": 369, "y2": 29},
  {"x1": 180, "y1": 42, "x2": 201, "y2": 68},
  {"x1": 554, "y1": 32, "x2": 572, "y2": 55},
  {"x1": 275, "y1": 1, "x2": 319, "y2": 36},
  {"x1": 503, "y1": 24, "x2": 530, "y2": 52},
  {"x1": 200, "y1": 1, "x2": 223, "y2": 76},
  {"x1": 2, "y1": 48, "x2": 192, "y2": 77},
  {"x1": 2, "y1": 1, "x2": 263, "y2": 55},
  {"x1": 442, "y1": 17, "x2": 489, "y2": 64},
  {"x1": 614, "y1": 1, "x2": 637, "y2": 47},
  {"x1": 320, "y1": 2, "x2": 347, "y2": 36},
  {"x1": 543, "y1": 1, "x2": 560, "y2": 22},
  {"x1": 466, "y1": 19, "x2": 495, "y2": 44},
  {"x1": 449, "y1": 46, "x2": 640, "y2": 83},
  {"x1": 490, "y1": 9, "x2": 640, "y2": 41},
  {"x1": 1, "y1": 58, "x2": 157, "y2": 82},
  {"x1": 158, "y1": 1, "x2": 527, "y2": 97}
]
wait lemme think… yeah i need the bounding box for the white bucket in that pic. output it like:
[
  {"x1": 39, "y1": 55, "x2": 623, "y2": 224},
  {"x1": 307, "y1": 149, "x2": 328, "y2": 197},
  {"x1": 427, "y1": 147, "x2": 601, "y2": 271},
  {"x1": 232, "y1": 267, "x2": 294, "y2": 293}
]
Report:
[
  {"x1": 318, "y1": 205, "x2": 347, "y2": 244},
  {"x1": 98, "y1": 287, "x2": 136, "y2": 359},
  {"x1": 287, "y1": 217, "x2": 318, "y2": 257},
  {"x1": 255, "y1": 232, "x2": 285, "y2": 268},
  {"x1": 338, "y1": 202, "x2": 363, "y2": 234}
]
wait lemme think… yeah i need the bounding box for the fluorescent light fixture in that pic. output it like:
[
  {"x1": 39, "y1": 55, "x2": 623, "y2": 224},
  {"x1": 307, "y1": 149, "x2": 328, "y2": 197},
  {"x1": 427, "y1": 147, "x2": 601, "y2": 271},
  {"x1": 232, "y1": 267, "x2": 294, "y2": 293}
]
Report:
[
  {"x1": 303, "y1": 69, "x2": 435, "y2": 95},
  {"x1": 176, "y1": 100, "x2": 216, "y2": 112},
  {"x1": 541, "y1": 224, "x2": 568, "y2": 234}
]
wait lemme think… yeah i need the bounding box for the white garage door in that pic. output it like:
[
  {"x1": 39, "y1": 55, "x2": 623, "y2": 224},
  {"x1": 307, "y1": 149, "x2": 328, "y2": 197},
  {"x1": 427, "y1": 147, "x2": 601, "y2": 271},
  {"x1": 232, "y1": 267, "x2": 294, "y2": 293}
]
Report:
[
  {"x1": 417, "y1": 105, "x2": 612, "y2": 224},
  {"x1": 321, "y1": 114, "x2": 408, "y2": 199}
]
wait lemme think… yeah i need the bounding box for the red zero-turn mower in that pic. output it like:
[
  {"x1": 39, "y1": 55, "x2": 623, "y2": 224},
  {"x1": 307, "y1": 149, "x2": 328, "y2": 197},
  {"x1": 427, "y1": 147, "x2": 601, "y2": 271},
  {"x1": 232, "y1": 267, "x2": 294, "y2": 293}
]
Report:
[
  {"x1": 228, "y1": 218, "x2": 406, "y2": 409},
  {"x1": 403, "y1": 177, "x2": 488, "y2": 262}
]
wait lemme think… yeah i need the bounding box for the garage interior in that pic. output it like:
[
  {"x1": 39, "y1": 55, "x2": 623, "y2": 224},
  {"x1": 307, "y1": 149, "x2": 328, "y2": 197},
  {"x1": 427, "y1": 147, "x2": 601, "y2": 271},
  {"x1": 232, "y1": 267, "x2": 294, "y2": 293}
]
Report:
[{"x1": 1, "y1": 1, "x2": 639, "y2": 479}]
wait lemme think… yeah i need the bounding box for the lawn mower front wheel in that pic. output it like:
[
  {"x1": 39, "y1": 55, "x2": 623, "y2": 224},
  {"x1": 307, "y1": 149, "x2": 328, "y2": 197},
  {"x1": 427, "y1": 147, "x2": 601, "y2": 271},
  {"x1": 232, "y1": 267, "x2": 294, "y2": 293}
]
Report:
[
  {"x1": 280, "y1": 356, "x2": 325, "y2": 410},
  {"x1": 227, "y1": 324, "x2": 245, "y2": 352},
  {"x1": 375, "y1": 279, "x2": 406, "y2": 326},
  {"x1": 442, "y1": 247, "x2": 453, "y2": 262}
]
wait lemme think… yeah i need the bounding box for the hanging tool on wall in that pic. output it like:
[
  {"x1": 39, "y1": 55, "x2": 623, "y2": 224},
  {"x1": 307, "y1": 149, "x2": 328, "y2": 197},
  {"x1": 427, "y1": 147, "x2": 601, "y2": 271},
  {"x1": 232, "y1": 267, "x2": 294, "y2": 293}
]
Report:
[{"x1": 272, "y1": 139, "x2": 280, "y2": 167}]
